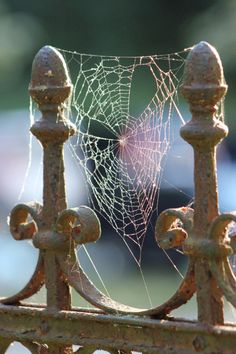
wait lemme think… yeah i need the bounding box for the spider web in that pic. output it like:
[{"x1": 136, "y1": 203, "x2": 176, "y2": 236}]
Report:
[{"x1": 59, "y1": 48, "x2": 189, "y2": 264}]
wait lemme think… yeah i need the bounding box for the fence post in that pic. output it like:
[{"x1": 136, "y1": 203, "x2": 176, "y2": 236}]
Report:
[
  {"x1": 181, "y1": 42, "x2": 228, "y2": 324},
  {"x1": 29, "y1": 46, "x2": 76, "y2": 353}
]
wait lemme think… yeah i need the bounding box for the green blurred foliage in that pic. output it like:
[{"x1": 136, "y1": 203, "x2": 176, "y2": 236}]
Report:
[
  {"x1": 5, "y1": 0, "x2": 214, "y2": 54},
  {"x1": 179, "y1": 0, "x2": 236, "y2": 140},
  {"x1": 0, "y1": 0, "x2": 235, "y2": 126}
]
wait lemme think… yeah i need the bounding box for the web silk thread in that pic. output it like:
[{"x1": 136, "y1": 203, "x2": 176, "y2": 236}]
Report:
[{"x1": 58, "y1": 48, "x2": 190, "y2": 264}]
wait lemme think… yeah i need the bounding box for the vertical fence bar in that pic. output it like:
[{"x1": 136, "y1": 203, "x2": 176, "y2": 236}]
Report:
[
  {"x1": 29, "y1": 46, "x2": 76, "y2": 353},
  {"x1": 181, "y1": 42, "x2": 228, "y2": 324}
]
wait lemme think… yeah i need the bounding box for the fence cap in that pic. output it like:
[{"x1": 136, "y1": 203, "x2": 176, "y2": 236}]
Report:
[
  {"x1": 182, "y1": 41, "x2": 226, "y2": 88},
  {"x1": 29, "y1": 46, "x2": 76, "y2": 140},
  {"x1": 29, "y1": 45, "x2": 71, "y2": 89},
  {"x1": 29, "y1": 46, "x2": 72, "y2": 106}
]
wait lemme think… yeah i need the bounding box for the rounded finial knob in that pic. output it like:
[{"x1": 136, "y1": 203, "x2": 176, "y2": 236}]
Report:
[
  {"x1": 29, "y1": 45, "x2": 72, "y2": 106},
  {"x1": 181, "y1": 42, "x2": 227, "y2": 106},
  {"x1": 183, "y1": 42, "x2": 224, "y2": 87}
]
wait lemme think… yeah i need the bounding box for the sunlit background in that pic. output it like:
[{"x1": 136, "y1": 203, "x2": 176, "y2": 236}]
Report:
[{"x1": 1, "y1": 0, "x2": 236, "y2": 352}]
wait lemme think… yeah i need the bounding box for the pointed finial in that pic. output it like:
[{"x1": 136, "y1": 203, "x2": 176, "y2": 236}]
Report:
[
  {"x1": 181, "y1": 41, "x2": 227, "y2": 106},
  {"x1": 29, "y1": 45, "x2": 72, "y2": 106}
]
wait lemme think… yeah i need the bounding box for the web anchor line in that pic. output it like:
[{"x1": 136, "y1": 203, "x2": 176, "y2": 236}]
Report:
[{"x1": 59, "y1": 48, "x2": 191, "y2": 264}]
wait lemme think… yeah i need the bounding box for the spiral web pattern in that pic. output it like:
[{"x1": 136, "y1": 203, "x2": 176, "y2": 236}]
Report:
[{"x1": 59, "y1": 48, "x2": 188, "y2": 263}]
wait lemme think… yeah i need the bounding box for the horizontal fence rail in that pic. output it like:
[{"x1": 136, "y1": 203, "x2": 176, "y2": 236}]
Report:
[
  {"x1": 1, "y1": 41, "x2": 236, "y2": 353},
  {"x1": 1, "y1": 304, "x2": 236, "y2": 353}
]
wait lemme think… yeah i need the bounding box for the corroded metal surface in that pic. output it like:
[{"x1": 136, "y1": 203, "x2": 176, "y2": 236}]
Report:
[
  {"x1": 56, "y1": 204, "x2": 196, "y2": 317},
  {"x1": 0, "y1": 254, "x2": 44, "y2": 305},
  {"x1": 0, "y1": 340, "x2": 12, "y2": 353},
  {"x1": 1, "y1": 304, "x2": 236, "y2": 353},
  {"x1": 11, "y1": 45, "x2": 200, "y2": 320},
  {"x1": 56, "y1": 206, "x2": 102, "y2": 245},
  {"x1": 1, "y1": 41, "x2": 236, "y2": 352},
  {"x1": 21, "y1": 341, "x2": 49, "y2": 354},
  {"x1": 30, "y1": 45, "x2": 76, "y2": 354},
  {"x1": 1, "y1": 202, "x2": 44, "y2": 304},
  {"x1": 59, "y1": 251, "x2": 196, "y2": 317},
  {"x1": 181, "y1": 41, "x2": 228, "y2": 324}
]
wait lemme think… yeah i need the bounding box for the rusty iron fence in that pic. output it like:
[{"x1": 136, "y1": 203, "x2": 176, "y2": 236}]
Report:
[{"x1": 0, "y1": 41, "x2": 236, "y2": 353}]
